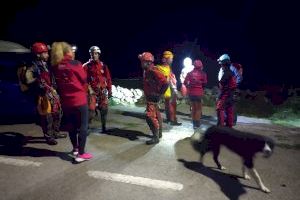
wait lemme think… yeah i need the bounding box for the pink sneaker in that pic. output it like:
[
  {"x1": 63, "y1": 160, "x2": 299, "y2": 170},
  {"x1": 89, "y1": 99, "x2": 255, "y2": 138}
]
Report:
[{"x1": 75, "y1": 153, "x2": 93, "y2": 163}]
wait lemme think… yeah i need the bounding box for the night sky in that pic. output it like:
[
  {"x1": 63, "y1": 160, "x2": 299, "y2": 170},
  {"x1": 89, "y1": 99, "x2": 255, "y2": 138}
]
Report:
[{"x1": 1, "y1": 0, "x2": 298, "y2": 88}]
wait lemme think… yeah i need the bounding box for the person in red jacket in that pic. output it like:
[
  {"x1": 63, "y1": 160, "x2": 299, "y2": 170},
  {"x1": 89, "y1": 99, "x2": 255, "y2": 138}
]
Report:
[
  {"x1": 184, "y1": 59, "x2": 207, "y2": 132},
  {"x1": 25, "y1": 42, "x2": 66, "y2": 145},
  {"x1": 83, "y1": 46, "x2": 112, "y2": 133},
  {"x1": 51, "y1": 42, "x2": 92, "y2": 163},
  {"x1": 138, "y1": 52, "x2": 169, "y2": 145},
  {"x1": 216, "y1": 56, "x2": 237, "y2": 128}
]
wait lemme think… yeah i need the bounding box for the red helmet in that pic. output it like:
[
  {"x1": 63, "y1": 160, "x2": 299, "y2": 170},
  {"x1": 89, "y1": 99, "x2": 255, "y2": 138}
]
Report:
[
  {"x1": 32, "y1": 42, "x2": 48, "y2": 54},
  {"x1": 138, "y1": 52, "x2": 154, "y2": 62},
  {"x1": 193, "y1": 59, "x2": 203, "y2": 69}
]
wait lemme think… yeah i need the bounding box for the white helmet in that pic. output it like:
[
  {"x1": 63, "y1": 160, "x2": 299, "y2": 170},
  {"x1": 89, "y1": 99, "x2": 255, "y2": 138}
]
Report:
[
  {"x1": 183, "y1": 57, "x2": 192, "y2": 68},
  {"x1": 89, "y1": 46, "x2": 101, "y2": 54},
  {"x1": 217, "y1": 54, "x2": 230, "y2": 64}
]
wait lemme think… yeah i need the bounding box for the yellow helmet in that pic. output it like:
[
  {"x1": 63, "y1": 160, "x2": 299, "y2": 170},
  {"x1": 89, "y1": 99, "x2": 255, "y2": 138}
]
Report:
[{"x1": 163, "y1": 51, "x2": 174, "y2": 59}]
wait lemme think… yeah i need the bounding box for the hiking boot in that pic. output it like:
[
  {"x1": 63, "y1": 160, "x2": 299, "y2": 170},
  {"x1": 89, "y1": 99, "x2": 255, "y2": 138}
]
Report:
[
  {"x1": 170, "y1": 121, "x2": 182, "y2": 126},
  {"x1": 54, "y1": 132, "x2": 67, "y2": 139},
  {"x1": 46, "y1": 137, "x2": 57, "y2": 145},
  {"x1": 146, "y1": 137, "x2": 159, "y2": 145},
  {"x1": 75, "y1": 153, "x2": 93, "y2": 163},
  {"x1": 159, "y1": 131, "x2": 162, "y2": 138}
]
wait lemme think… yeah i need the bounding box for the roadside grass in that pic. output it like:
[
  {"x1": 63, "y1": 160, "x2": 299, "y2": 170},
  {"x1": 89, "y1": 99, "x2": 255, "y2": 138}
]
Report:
[
  {"x1": 109, "y1": 79, "x2": 300, "y2": 128},
  {"x1": 270, "y1": 97, "x2": 300, "y2": 127},
  {"x1": 197, "y1": 92, "x2": 299, "y2": 128}
]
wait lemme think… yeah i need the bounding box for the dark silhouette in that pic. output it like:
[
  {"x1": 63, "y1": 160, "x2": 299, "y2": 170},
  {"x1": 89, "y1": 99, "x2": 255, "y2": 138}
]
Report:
[
  {"x1": 97, "y1": 128, "x2": 152, "y2": 141},
  {"x1": 0, "y1": 132, "x2": 72, "y2": 162}
]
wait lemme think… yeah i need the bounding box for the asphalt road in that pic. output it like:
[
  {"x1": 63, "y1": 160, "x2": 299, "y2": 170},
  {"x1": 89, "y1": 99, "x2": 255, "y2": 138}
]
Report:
[{"x1": 0, "y1": 104, "x2": 299, "y2": 200}]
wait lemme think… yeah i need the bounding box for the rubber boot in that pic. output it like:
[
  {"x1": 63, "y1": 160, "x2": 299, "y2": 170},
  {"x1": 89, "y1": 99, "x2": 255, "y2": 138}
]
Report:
[
  {"x1": 159, "y1": 127, "x2": 162, "y2": 139},
  {"x1": 158, "y1": 118, "x2": 163, "y2": 138},
  {"x1": 100, "y1": 109, "x2": 108, "y2": 133},
  {"x1": 146, "y1": 131, "x2": 159, "y2": 145},
  {"x1": 192, "y1": 120, "x2": 197, "y2": 129}
]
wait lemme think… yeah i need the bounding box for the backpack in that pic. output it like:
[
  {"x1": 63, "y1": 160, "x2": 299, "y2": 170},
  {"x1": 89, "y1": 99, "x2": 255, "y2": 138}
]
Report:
[
  {"x1": 17, "y1": 62, "x2": 38, "y2": 92},
  {"x1": 17, "y1": 64, "x2": 30, "y2": 92},
  {"x1": 232, "y1": 63, "x2": 243, "y2": 77}
]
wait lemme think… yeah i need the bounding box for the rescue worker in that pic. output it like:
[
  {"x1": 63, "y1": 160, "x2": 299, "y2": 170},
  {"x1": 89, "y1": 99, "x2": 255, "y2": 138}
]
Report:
[
  {"x1": 184, "y1": 59, "x2": 207, "y2": 132},
  {"x1": 138, "y1": 52, "x2": 169, "y2": 145},
  {"x1": 156, "y1": 51, "x2": 182, "y2": 126},
  {"x1": 217, "y1": 54, "x2": 243, "y2": 125},
  {"x1": 51, "y1": 42, "x2": 92, "y2": 163},
  {"x1": 83, "y1": 46, "x2": 112, "y2": 133},
  {"x1": 216, "y1": 54, "x2": 237, "y2": 128},
  {"x1": 25, "y1": 42, "x2": 66, "y2": 145}
]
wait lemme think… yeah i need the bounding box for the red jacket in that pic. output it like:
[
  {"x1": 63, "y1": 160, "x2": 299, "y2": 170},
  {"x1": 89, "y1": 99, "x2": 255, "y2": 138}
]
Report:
[
  {"x1": 83, "y1": 59, "x2": 112, "y2": 95},
  {"x1": 143, "y1": 65, "x2": 169, "y2": 102},
  {"x1": 184, "y1": 69, "x2": 207, "y2": 96},
  {"x1": 53, "y1": 55, "x2": 87, "y2": 108}
]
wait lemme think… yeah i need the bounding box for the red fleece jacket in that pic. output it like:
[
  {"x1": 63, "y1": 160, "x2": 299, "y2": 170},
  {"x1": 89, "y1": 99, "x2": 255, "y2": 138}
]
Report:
[{"x1": 53, "y1": 55, "x2": 87, "y2": 108}]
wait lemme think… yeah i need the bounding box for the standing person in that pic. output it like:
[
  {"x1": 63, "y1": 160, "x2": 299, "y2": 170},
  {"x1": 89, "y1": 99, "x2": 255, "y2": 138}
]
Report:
[
  {"x1": 218, "y1": 54, "x2": 243, "y2": 125},
  {"x1": 180, "y1": 57, "x2": 194, "y2": 115},
  {"x1": 180, "y1": 57, "x2": 194, "y2": 97},
  {"x1": 83, "y1": 46, "x2": 112, "y2": 133},
  {"x1": 138, "y1": 52, "x2": 169, "y2": 145},
  {"x1": 156, "y1": 51, "x2": 182, "y2": 126},
  {"x1": 51, "y1": 42, "x2": 92, "y2": 163},
  {"x1": 184, "y1": 59, "x2": 207, "y2": 132},
  {"x1": 25, "y1": 42, "x2": 65, "y2": 145},
  {"x1": 216, "y1": 54, "x2": 237, "y2": 128}
]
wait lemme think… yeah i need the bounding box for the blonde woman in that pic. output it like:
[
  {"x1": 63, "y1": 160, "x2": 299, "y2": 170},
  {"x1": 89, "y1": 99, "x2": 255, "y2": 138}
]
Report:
[{"x1": 51, "y1": 42, "x2": 92, "y2": 163}]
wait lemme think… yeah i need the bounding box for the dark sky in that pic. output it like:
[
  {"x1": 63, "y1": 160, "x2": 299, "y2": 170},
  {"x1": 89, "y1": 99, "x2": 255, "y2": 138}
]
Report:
[{"x1": 1, "y1": 0, "x2": 298, "y2": 87}]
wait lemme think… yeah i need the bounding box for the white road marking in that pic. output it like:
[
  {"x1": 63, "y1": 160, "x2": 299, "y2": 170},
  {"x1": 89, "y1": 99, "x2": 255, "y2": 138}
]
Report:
[
  {"x1": 0, "y1": 156, "x2": 42, "y2": 167},
  {"x1": 87, "y1": 170, "x2": 183, "y2": 191}
]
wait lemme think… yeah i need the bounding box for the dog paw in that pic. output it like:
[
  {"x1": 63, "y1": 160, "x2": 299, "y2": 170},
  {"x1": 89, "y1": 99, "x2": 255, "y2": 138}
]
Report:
[
  {"x1": 220, "y1": 166, "x2": 226, "y2": 170},
  {"x1": 261, "y1": 186, "x2": 271, "y2": 193},
  {"x1": 244, "y1": 174, "x2": 251, "y2": 180}
]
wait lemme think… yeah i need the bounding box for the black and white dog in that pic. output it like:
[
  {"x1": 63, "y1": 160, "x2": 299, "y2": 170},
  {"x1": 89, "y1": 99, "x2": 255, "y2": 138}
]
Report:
[{"x1": 191, "y1": 125, "x2": 275, "y2": 193}]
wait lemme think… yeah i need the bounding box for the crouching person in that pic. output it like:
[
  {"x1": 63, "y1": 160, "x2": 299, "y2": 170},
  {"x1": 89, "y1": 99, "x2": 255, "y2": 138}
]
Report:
[
  {"x1": 138, "y1": 52, "x2": 169, "y2": 145},
  {"x1": 51, "y1": 42, "x2": 92, "y2": 163}
]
